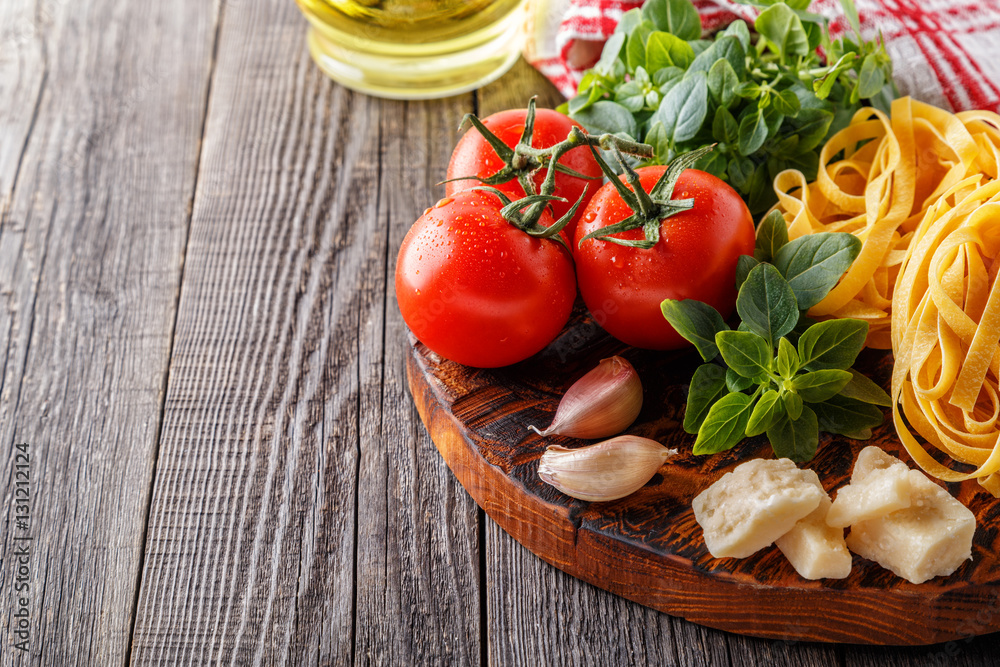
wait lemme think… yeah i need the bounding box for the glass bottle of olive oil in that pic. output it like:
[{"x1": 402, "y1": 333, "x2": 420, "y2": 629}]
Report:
[{"x1": 296, "y1": 0, "x2": 528, "y2": 99}]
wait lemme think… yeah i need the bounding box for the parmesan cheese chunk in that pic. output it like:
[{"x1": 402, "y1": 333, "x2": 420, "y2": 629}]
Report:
[
  {"x1": 776, "y1": 495, "x2": 852, "y2": 580},
  {"x1": 693, "y1": 459, "x2": 824, "y2": 559},
  {"x1": 850, "y1": 445, "x2": 903, "y2": 483},
  {"x1": 825, "y1": 463, "x2": 913, "y2": 528},
  {"x1": 841, "y1": 449, "x2": 977, "y2": 584}
]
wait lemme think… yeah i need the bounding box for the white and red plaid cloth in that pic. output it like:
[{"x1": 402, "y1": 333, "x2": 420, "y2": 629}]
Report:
[{"x1": 524, "y1": 0, "x2": 1000, "y2": 113}]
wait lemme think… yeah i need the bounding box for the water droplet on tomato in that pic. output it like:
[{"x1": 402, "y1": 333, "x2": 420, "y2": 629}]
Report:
[{"x1": 436, "y1": 197, "x2": 454, "y2": 208}]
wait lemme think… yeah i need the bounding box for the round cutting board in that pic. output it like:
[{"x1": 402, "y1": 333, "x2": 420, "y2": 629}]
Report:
[{"x1": 405, "y1": 303, "x2": 1000, "y2": 645}]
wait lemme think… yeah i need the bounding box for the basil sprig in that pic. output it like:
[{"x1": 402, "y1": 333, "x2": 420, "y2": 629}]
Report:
[
  {"x1": 560, "y1": 0, "x2": 895, "y2": 214},
  {"x1": 661, "y1": 212, "x2": 890, "y2": 462}
]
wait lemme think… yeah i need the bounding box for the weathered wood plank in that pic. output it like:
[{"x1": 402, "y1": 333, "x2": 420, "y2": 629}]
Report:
[
  {"x1": 130, "y1": 0, "x2": 482, "y2": 663},
  {"x1": 353, "y1": 94, "x2": 483, "y2": 667},
  {"x1": 0, "y1": 0, "x2": 218, "y2": 663},
  {"x1": 129, "y1": 1, "x2": 366, "y2": 662}
]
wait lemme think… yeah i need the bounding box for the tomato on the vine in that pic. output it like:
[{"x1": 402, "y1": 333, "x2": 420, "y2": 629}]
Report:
[
  {"x1": 446, "y1": 107, "x2": 602, "y2": 240},
  {"x1": 574, "y1": 166, "x2": 755, "y2": 350},
  {"x1": 396, "y1": 189, "x2": 577, "y2": 368}
]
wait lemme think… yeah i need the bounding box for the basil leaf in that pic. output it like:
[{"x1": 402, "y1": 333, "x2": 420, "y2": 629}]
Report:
[
  {"x1": 627, "y1": 29, "x2": 648, "y2": 71},
  {"x1": 645, "y1": 121, "x2": 671, "y2": 162},
  {"x1": 776, "y1": 337, "x2": 799, "y2": 379},
  {"x1": 767, "y1": 406, "x2": 819, "y2": 462},
  {"x1": 615, "y1": 81, "x2": 647, "y2": 112},
  {"x1": 654, "y1": 66, "x2": 684, "y2": 87},
  {"x1": 773, "y1": 89, "x2": 801, "y2": 116},
  {"x1": 783, "y1": 389, "x2": 803, "y2": 421},
  {"x1": 697, "y1": 150, "x2": 728, "y2": 179},
  {"x1": 694, "y1": 392, "x2": 755, "y2": 455},
  {"x1": 572, "y1": 100, "x2": 639, "y2": 139},
  {"x1": 691, "y1": 36, "x2": 746, "y2": 79},
  {"x1": 812, "y1": 394, "x2": 884, "y2": 438},
  {"x1": 661, "y1": 298, "x2": 729, "y2": 361},
  {"x1": 738, "y1": 108, "x2": 769, "y2": 156},
  {"x1": 747, "y1": 162, "x2": 775, "y2": 215},
  {"x1": 790, "y1": 108, "x2": 835, "y2": 153},
  {"x1": 737, "y1": 264, "x2": 799, "y2": 348},
  {"x1": 720, "y1": 19, "x2": 750, "y2": 52},
  {"x1": 754, "y1": 210, "x2": 789, "y2": 262},
  {"x1": 728, "y1": 155, "x2": 754, "y2": 193},
  {"x1": 857, "y1": 53, "x2": 886, "y2": 100},
  {"x1": 658, "y1": 72, "x2": 708, "y2": 142},
  {"x1": 746, "y1": 389, "x2": 784, "y2": 437},
  {"x1": 684, "y1": 363, "x2": 728, "y2": 434},
  {"x1": 708, "y1": 59, "x2": 739, "y2": 108},
  {"x1": 791, "y1": 369, "x2": 853, "y2": 403},
  {"x1": 726, "y1": 367, "x2": 756, "y2": 393},
  {"x1": 797, "y1": 318, "x2": 868, "y2": 371},
  {"x1": 596, "y1": 32, "x2": 626, "y2": 75},
  {"x1": 617, "y1": 7, "x2": 644, "y2": 36},
  {"x1": 716, "y1": 330, "x2": 772, "y2": 380},
  {"x1": 735, "y1": 254, "x2": 759, "y2": 291},
  {"x1": 773, "y1": 232, "x2": 862, "y2": 309},
  {"x1": 756, "y1": 3, "x2": 811, "y2": 59},
  {"x1": 712, "y1": 106, "x2": 739, "y2": 144},
  {"x1": 646, "y1": 31, "x2": 695, "y2": 71},
  {"x1": 838, "y1": 368, "x2": 892, "y2": 406},
  {"x1": 642, "y1": 0, "x2": 702, "y2": 41}
]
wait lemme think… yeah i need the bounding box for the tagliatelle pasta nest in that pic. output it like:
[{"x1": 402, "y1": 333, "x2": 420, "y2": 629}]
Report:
[{"x1": 771, "y1": 96, "x2": 1000, "y2": 494}]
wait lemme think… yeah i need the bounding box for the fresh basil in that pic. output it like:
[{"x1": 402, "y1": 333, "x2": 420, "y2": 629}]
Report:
[
  {"x1": 660, "y1": 298, "x2": 729, "y2": 361},
  {"x1": 562, "y1": 0, "x2": 895, "y2": 214},
  {"x1": 659, "y1": 141, "x2": 889, "y2": 462},
  {"x1": 776, "y1": 337, "x2": 799, "y2": 379},
  {"x1": 754, "y1": 210, "x2": 790, "y2": 263},
  {"x1": 735, "y1": 255, "x2": 760, "y2": 291},
  {"x1": 746, "y1": 389, "x2": 784, "y2": 437},
  {"x1": 684, "y1": 363, "x2": 728, "y2": 433},
  {"x1": 812, "y1": 394, "x2": 884, "y2": 439},
  {"x1": 797, "y1": 318, "x2": 868, "y2": 370},
  {"x1": 694, "y1": 392, "x2": 755, "y2": 455},
  {"x1": 767, "y1": 406, "x2": 819, "y2": 463},
  {"x1": 774, "y1": 232, "x2": 862, "y2": 309},
  {"x1": 717, "y1": 330, "x2": 772, "y2": 380},
  {"x1": 791, "y1": 369, "x2": 853, "y2": 403},
  {"x1": 642, "y1": 0, "x2": 702, "y2": 41},
  {"x1": 726, "y1": 367, "x2": 756, "y2": 393},
  {"x1": 838, "y1": 368, "x2": 892, "y2": 406},
  {"x1": 736, "y1": 264, "x2": 799, "y2": 348}
]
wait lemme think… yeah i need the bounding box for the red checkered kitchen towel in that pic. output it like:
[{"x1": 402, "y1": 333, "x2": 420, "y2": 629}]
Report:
[{"x1": 524, "y1": 0, "x2": 1000, "y2": 113}]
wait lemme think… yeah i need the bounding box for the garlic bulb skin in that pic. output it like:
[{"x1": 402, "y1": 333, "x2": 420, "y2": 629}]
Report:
[
  {"x1": 529, "y1": 356, "x2": 642, "y2": 439},
  {"x1": 538, "y1": 436, "x2": 677, "y2": 502}
]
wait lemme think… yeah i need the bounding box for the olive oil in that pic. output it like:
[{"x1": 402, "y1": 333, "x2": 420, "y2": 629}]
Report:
[{"x1": 296, "y1": 0, "x2": 528, "y2": 99}]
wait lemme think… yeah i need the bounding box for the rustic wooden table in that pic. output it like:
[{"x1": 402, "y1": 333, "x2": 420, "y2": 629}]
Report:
[{"x1": 2, "y1": 0, "x2": 997, "y2": 664}]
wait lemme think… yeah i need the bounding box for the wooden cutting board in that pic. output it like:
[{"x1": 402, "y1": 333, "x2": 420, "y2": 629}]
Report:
[{"x1": 405, "y1": 302, "x2": 1000, "y2": 645}]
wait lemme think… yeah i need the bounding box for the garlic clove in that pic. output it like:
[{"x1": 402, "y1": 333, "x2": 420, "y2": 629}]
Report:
[
  {"x1": 537, "y1": 435, "x2": 677, "y2": 502},
  {"x1": 528, "y1": 356, "x2": 642, "y2": 439}
]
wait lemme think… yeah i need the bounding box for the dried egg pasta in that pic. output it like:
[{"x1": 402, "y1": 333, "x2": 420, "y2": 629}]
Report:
[{"x1": 772, "y1": 97, "x2": 1000, "y2": 493}]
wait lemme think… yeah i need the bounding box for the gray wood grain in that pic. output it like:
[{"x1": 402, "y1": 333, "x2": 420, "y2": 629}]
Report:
[
  {"x1": 0, "y1": 0, "x2": 218, "y2": 664},
  {"x1": 354, "y1": 95, "x2": 483, "y2": 667},
  {"x1": 129, "y1": 1, "x2": 482, "y2": 664}
]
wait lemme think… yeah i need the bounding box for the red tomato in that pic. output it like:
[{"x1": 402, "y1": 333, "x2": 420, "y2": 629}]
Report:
[
  {"x1": 446, "y1": 108, "x2": 602, "y2": 240},
  {"x1": 396, "y1": 189, "x2": 577, "y2": 368},
  {"x1": 574, "y1": 167, "x2": 755, "y2": 350}
]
